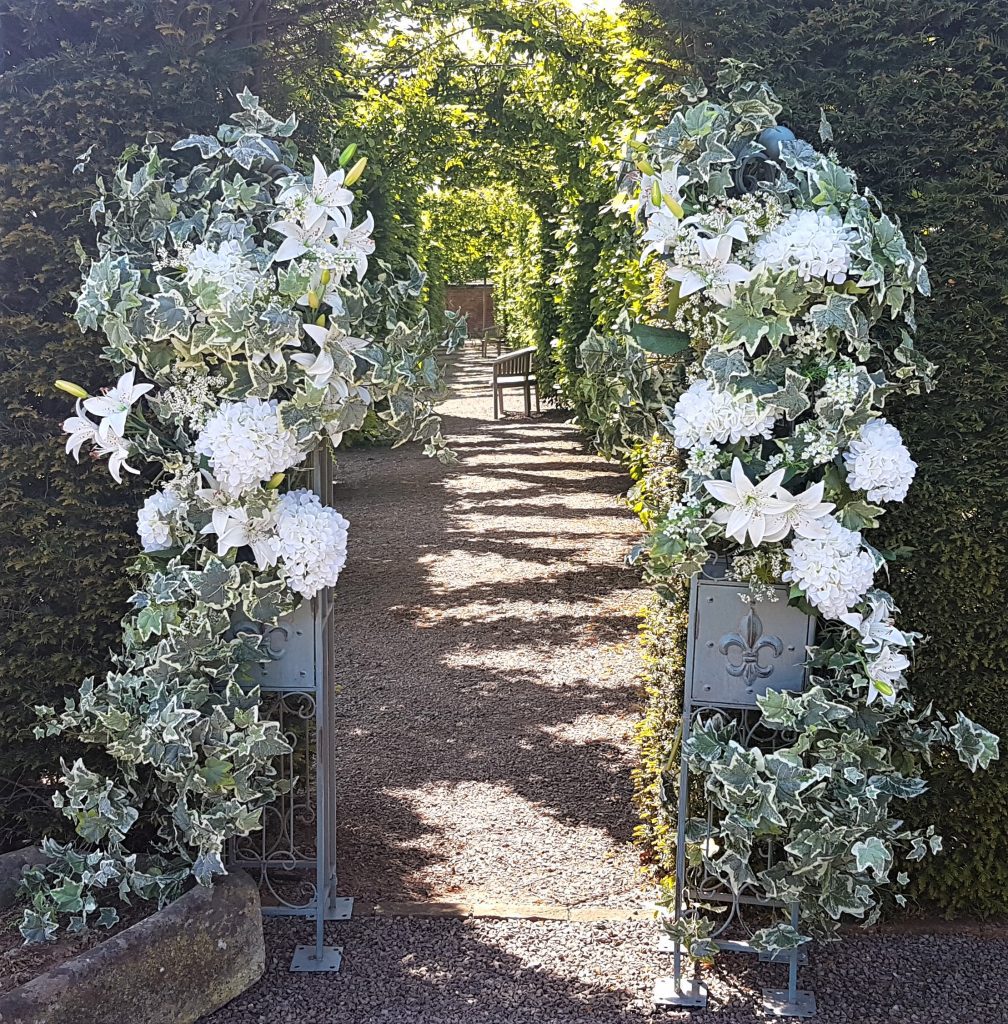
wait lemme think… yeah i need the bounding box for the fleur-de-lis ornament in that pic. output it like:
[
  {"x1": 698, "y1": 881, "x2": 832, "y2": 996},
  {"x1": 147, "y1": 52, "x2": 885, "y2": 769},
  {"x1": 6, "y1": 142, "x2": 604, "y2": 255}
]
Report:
[{"x1": 719, "y1": 608, "x2": 783, "y2": 684}]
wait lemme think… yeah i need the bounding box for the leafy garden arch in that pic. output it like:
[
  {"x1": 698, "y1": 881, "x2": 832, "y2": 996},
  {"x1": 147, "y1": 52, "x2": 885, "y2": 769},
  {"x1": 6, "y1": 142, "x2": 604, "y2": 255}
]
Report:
[{"x1": 15, "y1": 10, "x2": 1001, "y2": 1013}]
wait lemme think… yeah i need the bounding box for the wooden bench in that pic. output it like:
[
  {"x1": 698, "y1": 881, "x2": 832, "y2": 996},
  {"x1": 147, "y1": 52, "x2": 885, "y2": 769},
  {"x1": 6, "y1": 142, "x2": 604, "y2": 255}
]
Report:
[
  {"x1": 480, "y1": 325, "x2": 504, "y2": 358},
  {"x1": 492, "y1": 346, "x2": 539, "y2": 419}
]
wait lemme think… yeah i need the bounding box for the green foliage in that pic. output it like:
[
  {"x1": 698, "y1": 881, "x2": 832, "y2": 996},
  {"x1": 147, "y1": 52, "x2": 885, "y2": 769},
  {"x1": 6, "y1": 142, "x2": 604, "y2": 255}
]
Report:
[
  {"x1": 635, "y1": 0, "x2": 1008, "y2": 918},
  {"x1": 419, "y1": 185, "x2": 542, "y2": 348},
  {"x1": 22, "y1": 93, "x2": 458, "y2": 940},
  {"x1": 292, "y1": 1, "x2": 674, "y2": 388}
]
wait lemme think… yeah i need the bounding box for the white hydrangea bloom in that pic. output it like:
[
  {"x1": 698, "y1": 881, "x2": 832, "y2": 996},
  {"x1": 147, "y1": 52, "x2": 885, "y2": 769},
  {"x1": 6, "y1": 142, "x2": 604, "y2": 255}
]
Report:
[
  {"x1": 137, "y1": 487, "x2": 182, "y2": 552},
  {"x1": 753, "y1": 209, "x2": 855, "y2": 284},
  {"x1": 672, "y1": 380, "x2": 777, "y2": 450},
  {"x1": 783, "y1": 518, "x2": 876, "y2": 620},
  {"x1": 184, "y1": 240, "x2": 259, "y2": 310},
  {"x1": 843, "y1": 418, "x2": 916, "y2": 503},
  {"x1": 275, "y1": 489, "x2": 349, "y2": 598},
  {"x1": 195, "y1": 398, "x2": 303, "y2": 498}
]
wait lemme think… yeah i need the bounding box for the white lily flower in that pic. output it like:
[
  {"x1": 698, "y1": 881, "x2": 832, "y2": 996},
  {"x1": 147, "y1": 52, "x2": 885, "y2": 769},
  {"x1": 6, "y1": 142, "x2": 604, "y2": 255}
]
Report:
[
  {"x1": 82, "y1": 369, "x2": 152, "y2": 440},
  {"x1": 704, "y1": 458, "x2": 796, "y2": 546},
  {"x1": 641, "y1": 208, "x2": 682, "y2": 262},
  {"x1": 762, "y1": 480, "x2": 836, "y2": 542},
  {"x1": 839, "y1": 593, "x2": 908, "y2": 655},
  {"x1": 293, "y1": 325, "x2": 337, "y2": 388},
  {"x1": 667, "y1": 233, "x2": 752, "y2": 306},
  {"x1": 90, "y1": 431, "x2": 138, "y2": 483},
  {"x1": 271, "y1": 215, "x2": 341, "y2": 263},
  {"x1": 306, "y1": 157, "x2": 354, "y2": 224},
  {"x1": 200, "y1": 504, "x2": 279, "y2": 571},
  {"x1": 866, "y1": 644, "x2": 911, "y2": 705},
  {"x1": 63, "y1": 402, "x2": 99, "y2": 461},
  {"x1": 330, "y1": 211, "x2": 375, "y2": 279}
]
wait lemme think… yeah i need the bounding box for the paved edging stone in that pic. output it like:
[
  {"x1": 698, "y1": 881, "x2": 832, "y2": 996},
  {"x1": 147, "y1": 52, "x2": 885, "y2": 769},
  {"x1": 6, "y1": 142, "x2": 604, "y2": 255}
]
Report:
[
  {"x1": 361, "y1": 899, "x2": 650, "y2": 922},
  {"x1": 0, "y1": 870, "x2": 264, "y2": 1024}
]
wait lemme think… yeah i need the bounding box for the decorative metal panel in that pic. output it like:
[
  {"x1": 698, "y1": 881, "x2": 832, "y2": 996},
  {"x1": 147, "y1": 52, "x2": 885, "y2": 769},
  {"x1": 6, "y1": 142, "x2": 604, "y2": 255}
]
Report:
[{"x1": 687, "y1": 575, "x2": 815, "y2": 709}]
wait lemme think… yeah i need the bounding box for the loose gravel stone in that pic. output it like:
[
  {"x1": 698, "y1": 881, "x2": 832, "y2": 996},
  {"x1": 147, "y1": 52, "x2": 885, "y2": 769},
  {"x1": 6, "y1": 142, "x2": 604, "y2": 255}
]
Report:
[{"x1": 327, "y1": 349, "x2": 649, "y2": 908}]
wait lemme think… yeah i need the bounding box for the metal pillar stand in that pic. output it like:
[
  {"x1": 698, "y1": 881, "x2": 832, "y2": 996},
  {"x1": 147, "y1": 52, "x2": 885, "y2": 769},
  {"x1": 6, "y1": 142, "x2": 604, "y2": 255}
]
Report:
[
  {"x1": 229, "y1": 450, "x2": 354, "y2": 973},
  {"x1": 653, "y1": 560, "x2": 816, "y2": 1017}
]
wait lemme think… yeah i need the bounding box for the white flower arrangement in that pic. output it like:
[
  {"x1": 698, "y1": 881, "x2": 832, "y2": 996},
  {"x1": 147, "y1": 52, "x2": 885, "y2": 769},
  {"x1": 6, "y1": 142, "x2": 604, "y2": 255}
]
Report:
[
  {"x1": 843, "y1": 418, "x2": 917, "y2": 503},
  {"x1": 672, "y1": 380, "x2": 777, "y2": 450},
  {"x1": 615, "y1": 67, "x2": 999, "y2": 957},
  {"x1": 35, "y1": 91, "x2": 462, "y2": 943},
  {"x1": 194, "y1": 398, "x2": 304, "y2": 499}
]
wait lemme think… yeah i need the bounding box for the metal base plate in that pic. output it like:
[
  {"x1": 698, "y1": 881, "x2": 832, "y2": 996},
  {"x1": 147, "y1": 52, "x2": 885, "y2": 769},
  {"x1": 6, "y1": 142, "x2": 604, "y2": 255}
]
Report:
[
  {"x1": 653, "y1": 977, "x2": 708, "y2": 1008},
  {"x1": 290, "y1": 944, "x2": 343, "y2": 973},
  {"x1": 325, "y1": 896, "x2": 354, "y2": 921},
  {"x1": 762, "y1": 988, "x2": 816, "y2": 1018}
]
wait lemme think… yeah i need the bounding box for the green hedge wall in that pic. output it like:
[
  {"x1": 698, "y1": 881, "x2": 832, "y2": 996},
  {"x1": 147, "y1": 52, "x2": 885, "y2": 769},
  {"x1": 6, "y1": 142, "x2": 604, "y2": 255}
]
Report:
[
  {"x1": 636, "y1": 0, "x2": 1008, "y2": 916},
  {"x1": 0, "y1": 1, "x2": 264, "y2": 850}
]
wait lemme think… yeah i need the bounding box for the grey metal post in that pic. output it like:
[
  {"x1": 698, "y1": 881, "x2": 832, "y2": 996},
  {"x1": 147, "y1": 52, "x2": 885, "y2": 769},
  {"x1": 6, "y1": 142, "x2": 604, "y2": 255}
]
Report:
[
  {"x1": 227, "y1": 449, "x2": 351, "y2": 973},
  {"x1": 654, "y1": 561, "x2": 816, "y2": 1016}
]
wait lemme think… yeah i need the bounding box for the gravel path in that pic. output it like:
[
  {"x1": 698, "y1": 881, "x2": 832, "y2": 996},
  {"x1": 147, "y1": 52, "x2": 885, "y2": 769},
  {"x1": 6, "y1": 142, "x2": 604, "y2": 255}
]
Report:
[
  {"x1": 205, "y1": 347, "x2": 1008, "y2": 1023},
  {"x1": 327, "y1": 348, "x2": 649, "y2": 908},
  {"x1": 206, "y1": 916, "x2": 1008, "y2": 1024}
]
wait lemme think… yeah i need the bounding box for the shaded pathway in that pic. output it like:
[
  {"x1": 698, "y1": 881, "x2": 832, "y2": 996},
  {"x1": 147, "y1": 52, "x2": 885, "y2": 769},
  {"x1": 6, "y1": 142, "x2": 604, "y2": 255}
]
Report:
[{"x1": 329, "y1": 346, "x2": 649, "y2": 908}]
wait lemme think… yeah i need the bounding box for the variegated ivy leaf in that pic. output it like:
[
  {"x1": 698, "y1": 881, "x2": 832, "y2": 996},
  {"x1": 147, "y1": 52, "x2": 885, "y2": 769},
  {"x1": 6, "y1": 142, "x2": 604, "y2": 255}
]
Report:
[
  {"x1": 246, "y1": 356, "x2": 288, "y2": 399},
  {"x1": 766, "y1": 368, "x2": 811, "y2": 420},
  {"x1": 182, "y1": 557, "x2": 241, "y2": 610},
  {"x1": 839, "y1": 499, "x2": 885, "y2": 532},
  {"x1": 819, "y1": 872, "x2": 869, "y2": 921},
  {"x1": 950, "y1": 712, "x2": 1000, "y2": 771},
  {"x1": 702, "y1": 346, "x2": 749, "y2": 386},
  {"x1": 750, "y1": 922, "x2": 809, "y2": 956},
  {"x1": 811, "y1": 161, "x2": 855, "y2": 206},
  {"x1": 851, "y1": 836, "x2": 891, "y2": 879},
  {"x1": 808, "y1": 291, "x2": 858, "y2": 338},
  {"x1": 145, "y1": 289, "x2": 193, "y2": 343},
  {"x1": 171, "y1": 134, "x2": 223, "y2": 159}
]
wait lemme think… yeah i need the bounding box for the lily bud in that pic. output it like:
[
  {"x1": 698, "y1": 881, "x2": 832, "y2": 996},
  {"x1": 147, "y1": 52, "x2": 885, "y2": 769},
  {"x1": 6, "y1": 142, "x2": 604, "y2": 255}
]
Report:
[
  {"x1": 650, "y1": 180, "x2": 662, "y2": 207},
  {"x1": 338, "y1": 143, "x2": 358, "y2": 168},
  {"x1": 320, "y1": 268, "x2": 331, "y2": 286},
  {"x1": 343, "y1": 157, "x2": 367, "y2": 187},
  {"x1": 315, "y1": 314, "x2": 326, "y2": 326},
  {"x1": 307, "y1": 290, "x2": 320, "y2": 309},
  {"x1": 636, "y1": 159, "x2": 656, "y2": 176},
  {"x1": 266, "y1": 473, "x2": 285, "y2": 490},
  {"x1": 54, "y1": 379, "x2": 88, "y2": 399},
  {"x1": 662, "y1": 193, "x2": 684, "y2": 218}
]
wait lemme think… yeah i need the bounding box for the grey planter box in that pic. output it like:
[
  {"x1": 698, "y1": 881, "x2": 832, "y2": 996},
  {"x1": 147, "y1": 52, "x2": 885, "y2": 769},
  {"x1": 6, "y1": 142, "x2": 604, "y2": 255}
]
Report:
[
  {"x1": 0, "y1": 868, "x2": 264, "y2": 1024},
  {"x1": 686, "y1": 559, "x2": 815, "y2": 709}
]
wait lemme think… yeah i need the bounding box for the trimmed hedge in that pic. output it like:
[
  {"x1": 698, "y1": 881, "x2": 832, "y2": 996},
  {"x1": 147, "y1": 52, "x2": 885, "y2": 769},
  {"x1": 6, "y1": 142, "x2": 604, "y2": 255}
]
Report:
[
  {"x1": 635, "y1": 0, "x2": 1008, "y2": 916},
  {"x1": 0, "y1": 1, "x2": 249, "y2": 849}
]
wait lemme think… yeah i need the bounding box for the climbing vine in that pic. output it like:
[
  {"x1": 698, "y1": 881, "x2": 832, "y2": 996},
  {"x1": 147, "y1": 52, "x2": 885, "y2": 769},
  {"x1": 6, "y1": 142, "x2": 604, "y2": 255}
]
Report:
[
  {"x1": 611, "y1": 65, "x2": 999, "y2": 956},
  {"x1": 21, "y1": 92, "x2": 460, "y2": 941}
]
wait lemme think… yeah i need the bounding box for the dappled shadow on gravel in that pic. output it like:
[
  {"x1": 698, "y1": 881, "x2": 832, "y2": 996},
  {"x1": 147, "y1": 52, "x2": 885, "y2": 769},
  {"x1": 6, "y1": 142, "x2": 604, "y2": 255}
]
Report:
[
  {"x1": 327, "y1": 346, "x2": 649, "y2": 908},
  {"x1": 204, "y1": 916, "x2": 1008, "y2": 1024}
]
